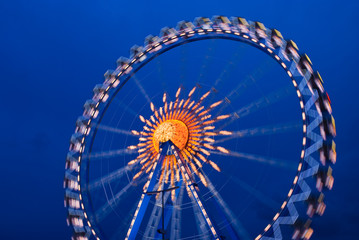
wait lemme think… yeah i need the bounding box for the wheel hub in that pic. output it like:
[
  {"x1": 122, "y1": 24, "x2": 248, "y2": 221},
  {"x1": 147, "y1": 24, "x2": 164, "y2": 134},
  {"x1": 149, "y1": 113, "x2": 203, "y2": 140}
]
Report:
[{"x1": 153, "y1": 119, "x2": 189, "y2": 152}]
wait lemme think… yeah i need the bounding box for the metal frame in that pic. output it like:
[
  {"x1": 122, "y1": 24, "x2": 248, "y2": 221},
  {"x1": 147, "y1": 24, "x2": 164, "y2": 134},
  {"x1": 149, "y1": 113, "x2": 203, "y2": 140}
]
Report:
[{"x1": 64, "y1": 16, "x2": 336, "y2": 240}]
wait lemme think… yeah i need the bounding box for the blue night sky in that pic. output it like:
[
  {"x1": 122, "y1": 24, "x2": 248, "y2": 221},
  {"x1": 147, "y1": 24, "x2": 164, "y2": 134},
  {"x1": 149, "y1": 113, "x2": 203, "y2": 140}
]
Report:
[{"x1": 1, "y1": 0, "x2": 358, "y2": 239}]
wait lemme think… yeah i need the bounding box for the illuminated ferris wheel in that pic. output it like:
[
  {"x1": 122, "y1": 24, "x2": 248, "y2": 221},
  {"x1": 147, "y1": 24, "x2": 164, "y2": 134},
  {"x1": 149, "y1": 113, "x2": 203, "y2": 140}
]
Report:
[{"x1": 64, "y1": 16, "x2": 336, "y2": 240}]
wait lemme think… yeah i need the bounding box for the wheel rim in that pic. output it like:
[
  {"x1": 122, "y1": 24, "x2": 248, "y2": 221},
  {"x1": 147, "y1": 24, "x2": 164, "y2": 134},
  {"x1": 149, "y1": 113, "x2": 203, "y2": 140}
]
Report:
[{"x1": 64, "y1": 16, "x2": 336, "y2": 240}]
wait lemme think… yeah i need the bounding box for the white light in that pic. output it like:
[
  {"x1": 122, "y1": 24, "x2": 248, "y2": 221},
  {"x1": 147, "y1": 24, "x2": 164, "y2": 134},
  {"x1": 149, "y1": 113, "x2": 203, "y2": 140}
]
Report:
[
  {"x1": 287, "y1": 188, "x2": 293, "y2": 197},
  {"x1": 264, "y1": 224, "x2": 271, "y2": 231},
  {"x1": 297, "y1": 90, "x2": 301, "y2": 98},
  {"x1": 298, "y1": 163, "x2": 302, "y2": 171},
  {"x1": 293, "y1": 176, "x2": 298, "y2": 184}
]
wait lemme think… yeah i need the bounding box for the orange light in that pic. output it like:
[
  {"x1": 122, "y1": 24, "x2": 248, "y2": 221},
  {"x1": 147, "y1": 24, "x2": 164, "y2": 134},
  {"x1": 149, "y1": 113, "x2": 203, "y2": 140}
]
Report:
[{"x1": 153, "y1": 120, "x2": 189, "y2": 152}]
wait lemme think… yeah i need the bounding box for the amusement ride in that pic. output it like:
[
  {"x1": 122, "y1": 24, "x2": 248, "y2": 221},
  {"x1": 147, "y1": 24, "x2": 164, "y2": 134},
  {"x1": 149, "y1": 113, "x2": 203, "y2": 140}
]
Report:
[{"x1": 64, "y1": 16, "x2": 336, "y2": 240}]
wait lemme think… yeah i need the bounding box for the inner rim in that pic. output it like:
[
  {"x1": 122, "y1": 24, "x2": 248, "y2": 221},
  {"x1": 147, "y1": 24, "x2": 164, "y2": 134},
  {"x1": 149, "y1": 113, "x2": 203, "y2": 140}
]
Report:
[{"x1": 82, "y1": 33, "x2": 306, "y2": 240}]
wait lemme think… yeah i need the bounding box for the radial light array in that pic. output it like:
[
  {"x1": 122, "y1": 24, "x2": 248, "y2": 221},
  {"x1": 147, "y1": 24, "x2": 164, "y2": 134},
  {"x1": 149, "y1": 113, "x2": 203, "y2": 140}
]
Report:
[{"x1": 127, "y1": 86, "x2": 232, "y2": 197}]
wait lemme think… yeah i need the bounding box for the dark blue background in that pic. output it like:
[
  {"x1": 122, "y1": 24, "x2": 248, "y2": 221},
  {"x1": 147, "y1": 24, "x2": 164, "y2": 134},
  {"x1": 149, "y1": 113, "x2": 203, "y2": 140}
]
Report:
[{"x1": 0, "y1": 0, "x2": 358, "y2": 239}]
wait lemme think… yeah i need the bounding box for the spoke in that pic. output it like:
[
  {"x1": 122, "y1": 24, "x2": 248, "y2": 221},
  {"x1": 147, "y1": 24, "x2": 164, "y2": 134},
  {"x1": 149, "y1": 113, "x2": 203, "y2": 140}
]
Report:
[
  {"x1": 170, "y1": 183, "x2": 184, "y2": 240},
  {"x1": 95, "y1": 180, "x2": 138, "y2": 222},
  {"x1": 226, "y1": 75, "x2": 256, "y2": 100},
  {"x1": 214, "y1": 45, "x2": 244, "y2": 87},
  {"x1": 235, "y1": 86, "x2": 292, "y2": 118},
  {"x1": 215, "y1": 121, "x2": 302, "y2": 144},
  {"x1": 84, "y1": 148, "x2": 137, "y2": 159},
  {"x1": 156, "y1": 59, "x2": 166, "y2": 88},
  {"x1": 226, "y1": 57, "x2": 274, "y2": 100},
  {"x1": 88, "y1": 165, "x2": 133, "y2": 191},
  {"x1": 201, "y1": 170, "x2": 251, "y2": 240},
  {"x1": 144, "y1": 191, "x2": 171, "y2": 238},
  {"x1": 219, "y1": 85, "x2": 292, "y2": 130},
  {"x1": 190, "y1": 188, "x2": 211, "y2": 239},
  {"x1": 180, "y1": 45, "x2": 187, "y2": 86},
  {"x1": 133, "y1": 75, "x2": 152, "y2": 105},
  {"x1": 113, "y1": 98, "x2": 138, "y2": 117},
  {"x1": 96, "y1": 124, "x2": 136, "y2": 136},
  {"x1": 110, "y1": 201, "x2": 139, "y2": 240},
  {"x1": 197, "y1": 39, "x2": 216, "y2": 83},
  {"x1": 210, "y1": 150, "x2": 297, "y2": 170},
  {"x1": 229, "y1": 174, "x2": 279, "y2": 210}
]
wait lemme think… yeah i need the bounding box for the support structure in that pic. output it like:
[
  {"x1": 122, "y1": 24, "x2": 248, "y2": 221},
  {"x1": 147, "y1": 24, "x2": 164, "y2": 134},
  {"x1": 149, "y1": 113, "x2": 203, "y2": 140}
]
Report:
[
  {"x1": 171, "y1": 142, "x2": 220, "y2": 240},
  {"x1": 146, "y1": 186, "x2": 179, "y2": 240}
]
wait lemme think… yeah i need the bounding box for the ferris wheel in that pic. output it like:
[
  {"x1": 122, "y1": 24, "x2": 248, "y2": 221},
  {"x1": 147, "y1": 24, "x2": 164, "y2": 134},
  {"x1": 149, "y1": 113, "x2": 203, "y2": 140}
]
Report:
[{"x1": 64, "y1": 16, "x2": 336, "y2": 240}]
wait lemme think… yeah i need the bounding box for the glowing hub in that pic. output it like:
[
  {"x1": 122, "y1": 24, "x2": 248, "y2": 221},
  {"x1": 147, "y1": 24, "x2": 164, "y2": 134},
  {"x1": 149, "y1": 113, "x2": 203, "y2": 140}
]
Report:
[
  {"x1": 153, "y1": 119, "x2": 189, "y2": 152},
  {"x1": 127, "y1": 86, "x2": 233, "y2": 194}
]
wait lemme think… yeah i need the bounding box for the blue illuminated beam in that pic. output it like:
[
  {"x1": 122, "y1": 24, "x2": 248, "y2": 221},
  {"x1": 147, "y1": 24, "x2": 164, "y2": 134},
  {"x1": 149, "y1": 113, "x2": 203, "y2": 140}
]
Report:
[
  {"x1": 171, "y1": 142, "x2": 220, "y2": 240},
  {"x1": 125, "y1": 141, "x2": 170, "y2": 240}
]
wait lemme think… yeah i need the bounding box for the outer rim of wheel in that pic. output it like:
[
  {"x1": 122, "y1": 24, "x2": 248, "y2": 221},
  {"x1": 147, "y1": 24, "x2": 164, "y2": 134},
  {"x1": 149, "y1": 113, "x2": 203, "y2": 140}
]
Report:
[{"x1": 64, "y1": 16, "x2": 336, "y2": 240}]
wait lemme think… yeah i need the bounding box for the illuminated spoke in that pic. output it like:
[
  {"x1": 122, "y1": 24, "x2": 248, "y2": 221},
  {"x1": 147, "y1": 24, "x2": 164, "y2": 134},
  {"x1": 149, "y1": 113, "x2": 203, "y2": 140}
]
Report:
[
  {"x1": 170, "y1": 182, "x2": 185, "y2": 239},
  {"x1": 110, "y1": 201, "x2": 139, "y2": 240},
  {"x1": 226, "y1": 57, "x2": 274, "y2": 100},
  {"x1": 191, "y1": 189, "x2": 211, "y2": 239},
  {"x1": 229, "y1": 174, "x2": 279, "y2": 210},
  {"x1": 133, "y1": 75, "x2": 152, "y2": 104},
  {"x1": 156, "y1": 59, "x2": 166, "y2": 86},
  {"x1": 84, "y1": 148, "x2": 137, "y2": 159},
  {"x1": 113, "y1": 98, "x2": 138, "y2": 117},
  {"x1": 144, "y1": 191, "x2": 171, "y2": 238},
  {"x1": 97, "y1": 124, "x2": 136, "y2": 136},
  {"x1": 235, "y1": 86, "x2": 291, "y2": 118},
  {"x1": 219, "y1": 85, "x2": 292, "y2": 129},
  {"x1": 201, "y1": 170, "x2": 251, "y2": 240},
  {"x1": 95, "y1": 180, "x2": 141, "y2": 222},
  {"x1": 179, "y1": 43, "x2": 188, "y2": 86},
  {"x1": 215, "y1": 121, "x2": 302, "y2": 144},
  {"x1": 226, "y1": 75, "x2": 256, "y2": 100},
  {"x1": 210, "y1": 150, "x2": 297, "y2": 170},
  {"x1": 214, "y1": 45, "x2": 244, "y2": 87},
  {"x1": 197, "y1": 39, "x2": 216, "y2": 82},
  {"x1": 88, "y1": 165, "x2": 133, "y2": 191}
]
